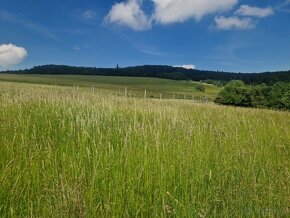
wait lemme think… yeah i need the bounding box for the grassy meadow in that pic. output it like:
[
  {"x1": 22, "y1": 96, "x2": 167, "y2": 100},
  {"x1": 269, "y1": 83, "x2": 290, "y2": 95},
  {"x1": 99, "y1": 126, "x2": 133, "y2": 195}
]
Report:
[
  {"x1": 0, "y1": 81, "x2": 289, "y2": 217},
  {"x1": 0, "y1": 74, "x2": 220, "y2": 100}
]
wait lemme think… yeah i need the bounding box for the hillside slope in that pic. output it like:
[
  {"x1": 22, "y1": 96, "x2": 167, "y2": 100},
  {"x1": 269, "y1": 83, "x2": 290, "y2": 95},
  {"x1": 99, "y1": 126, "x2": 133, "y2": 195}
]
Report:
[
  {"x1": 0, "y1": 74, "x2": 221, "y2": 99},
  {"x1": 1, "y1": 65, "x2": 290, "y2": 84},
  {"x1": 1, "y1": 81, "x2": 289, "y2": 217}
]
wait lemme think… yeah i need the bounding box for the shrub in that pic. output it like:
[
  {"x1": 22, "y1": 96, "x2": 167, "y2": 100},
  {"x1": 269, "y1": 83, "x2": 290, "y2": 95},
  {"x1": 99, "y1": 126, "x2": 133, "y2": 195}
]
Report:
[
  {"x1": 214, "y1": 80, "x2": 253, "y2": 107},
  {"x1": 215, "y1": 80, "x2": 290, "y2": 110},
  {"x1": 195, "y1": 84, "x2": 205, "y2": 92}
]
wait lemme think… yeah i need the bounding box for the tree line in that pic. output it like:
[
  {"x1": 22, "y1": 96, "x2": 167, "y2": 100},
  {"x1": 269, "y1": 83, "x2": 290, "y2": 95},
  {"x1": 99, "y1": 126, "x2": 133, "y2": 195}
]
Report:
[
  {"x1": 214, "y1": 80, "x2": 290, "y2": 110},
  {"x1": 1, "y1": 64, "x2": 290, "y2": 85}
]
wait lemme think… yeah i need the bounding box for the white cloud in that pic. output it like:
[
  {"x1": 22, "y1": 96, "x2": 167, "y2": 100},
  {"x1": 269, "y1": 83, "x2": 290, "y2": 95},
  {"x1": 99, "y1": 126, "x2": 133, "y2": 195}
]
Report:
[
  {"x1": 215, "y1": 16, "x2": 255, "y2": 30},
  {"x1": 152, "y1": 0, "x2": 238, "y2": 24},
  {"x1": 82, "y1": 10, "x2": 96, "y2": 20},
  {"x1": 105, "y1": 0, "x2": 151, "y2": 31},
  {"x1": 0, "y1": 11, "x2": 56, "y2": 39},
  {"x1": 276, "y1": 0, "x2": 290, "y2": 13},
  {"x1": 174, "y1": 64, "x2": 196, "y2": 69},
  {"x1": 73, "y1": 46, "x2": 81, "y2": 51},
  {"x1": 0, "y1": 44, "x2": 28, "y2": 67},
  {"x1": 235, "y1": 5, "x2": 274, "y2": 18}
]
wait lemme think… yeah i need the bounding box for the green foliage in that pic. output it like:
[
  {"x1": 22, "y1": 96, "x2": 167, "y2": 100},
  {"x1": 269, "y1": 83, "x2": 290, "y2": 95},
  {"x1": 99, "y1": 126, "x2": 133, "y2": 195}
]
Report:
[
  {"x1": 1, "y1": 64, "x2": 290, "y2": 85},
  {"x1": 214, "y1": 80, "x2": 253, "y2": 107},
  {"x1": 250, "y1": 83, "x2": 271, "y2": 108},
  {"x1": 215, "y1": 80, "x2": 290, "y2": 110},
  {"x1": 281, "y1": 90, "x2": 290, "y2": 109},
  {"x1": 268, "y1": 82, "x2": 290, "y2": 110},
  {"x1": 195, "y1": 84, "x2": 205, "y2": 92}
]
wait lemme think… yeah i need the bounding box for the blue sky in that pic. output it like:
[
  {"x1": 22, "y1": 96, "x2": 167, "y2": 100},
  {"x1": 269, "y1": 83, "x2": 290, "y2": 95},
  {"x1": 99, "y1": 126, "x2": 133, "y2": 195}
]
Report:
[{"x1": 0, "y1": 0, "x2": 289, "y2": 72}]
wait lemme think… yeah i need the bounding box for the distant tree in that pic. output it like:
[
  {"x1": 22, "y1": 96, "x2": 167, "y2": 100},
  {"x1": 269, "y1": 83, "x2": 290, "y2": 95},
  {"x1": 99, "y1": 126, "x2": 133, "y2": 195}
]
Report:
[
  {"x1": 214, "y1": 80, "x2": 253, "y2": 107},
  {"x1": 281, "y1": 90, "x2": 290, "y2": 110},
  {"x1": 268, "y1": 82, "x2": 290, "y2": 109},
  {"x1": 2, "y1": 64, "x2": 290, "y2": 85},
  {"x1": 215, "y1": 80, "x2": 290, "y2": 110},
  {"x1": 195, "y1": 84, "x2": 205, "y2": 92},
  {"x1": 250, "y1": 83, "x2": 271, "y2": 108}
]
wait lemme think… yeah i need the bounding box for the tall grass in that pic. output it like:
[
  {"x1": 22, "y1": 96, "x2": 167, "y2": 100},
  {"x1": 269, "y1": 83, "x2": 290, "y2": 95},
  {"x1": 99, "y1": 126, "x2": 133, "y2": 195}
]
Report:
[{"x1": 0, "y1": 82, "x2": 289, "y2": 217}]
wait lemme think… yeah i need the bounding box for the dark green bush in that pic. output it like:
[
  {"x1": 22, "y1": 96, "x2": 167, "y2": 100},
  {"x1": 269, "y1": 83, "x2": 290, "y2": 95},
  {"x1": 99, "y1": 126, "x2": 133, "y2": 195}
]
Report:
[
  {"x1": 195, "y1": 84, "x2": 205, "y2": 92},
  {"x1": 215, "y1": 80, "x2": 290, "y2": 110}
]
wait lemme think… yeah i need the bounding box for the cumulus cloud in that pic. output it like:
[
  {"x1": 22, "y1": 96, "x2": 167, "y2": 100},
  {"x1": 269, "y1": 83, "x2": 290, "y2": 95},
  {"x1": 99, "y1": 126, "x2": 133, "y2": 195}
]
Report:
[
  {"x1": 82, "y1": 10, "x2": 96, "y2": 20},
  {"x1": 105, "y1": 0, "x2": 151, "y2": 31},
  {"x1": 152, "y1": 0, "x2": 238, "y2": 24},
  {"x1": 174, "y1": 64, "x2": 196, "y2": 69},
  {"x1": 105, "y1": 0, "x2": 275, "y2": 31},
  {"x1": 215, "y1": 16, "x2": 255, "y2": 30},
  {"x1": 0, "y1": 44, "x2": 27, "y2": 67},
  {"x1": 235, "y1": 5, "x2": 274, "y2": 18}
]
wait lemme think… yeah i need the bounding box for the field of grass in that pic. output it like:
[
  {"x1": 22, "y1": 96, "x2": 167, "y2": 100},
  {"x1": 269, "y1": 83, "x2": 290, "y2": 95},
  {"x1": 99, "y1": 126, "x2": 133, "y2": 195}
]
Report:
[
  {"x1": 0, "y1": 74, "x2": 220, "y2": 100},
  {"x1": 0, "y1": 81, "x2": 289, "y2": 217}
]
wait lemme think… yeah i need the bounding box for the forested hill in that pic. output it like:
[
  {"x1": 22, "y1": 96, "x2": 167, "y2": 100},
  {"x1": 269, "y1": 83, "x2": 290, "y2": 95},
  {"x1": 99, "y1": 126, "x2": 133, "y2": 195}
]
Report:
[{"x1": 2, "y1": 65, "x2": 290, "y2": 84}]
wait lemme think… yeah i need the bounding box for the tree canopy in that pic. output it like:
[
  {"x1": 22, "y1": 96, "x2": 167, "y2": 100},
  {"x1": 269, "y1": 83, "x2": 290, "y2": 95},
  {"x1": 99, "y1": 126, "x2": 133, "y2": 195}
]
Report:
[
  {"x1": 214, "y1": 80, "x2": 290, "y2": 110},
  {"x1": 1, "y1": 65, "x2": 290, "y2": 85}
]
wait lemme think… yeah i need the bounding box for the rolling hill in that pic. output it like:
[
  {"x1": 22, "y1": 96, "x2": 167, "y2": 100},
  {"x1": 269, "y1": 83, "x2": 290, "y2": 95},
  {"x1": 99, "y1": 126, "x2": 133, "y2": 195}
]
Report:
[
  {"x1": 1, "y1": 64, "x2": 290, "y2": 84},
  {"x1": 0, "y1": 74, "x2": 221, "y2": 100}
]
